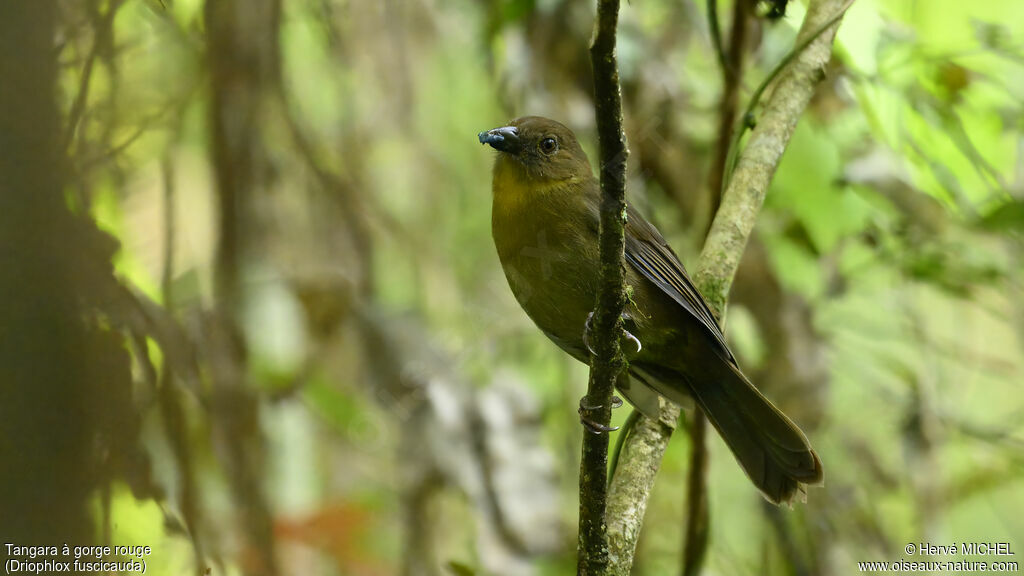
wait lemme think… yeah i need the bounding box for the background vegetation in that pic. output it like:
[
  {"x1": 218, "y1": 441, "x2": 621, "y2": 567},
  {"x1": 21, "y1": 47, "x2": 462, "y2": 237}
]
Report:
[{"x1": 1, "y1": 0, "x2": 1022, "y2": 574}]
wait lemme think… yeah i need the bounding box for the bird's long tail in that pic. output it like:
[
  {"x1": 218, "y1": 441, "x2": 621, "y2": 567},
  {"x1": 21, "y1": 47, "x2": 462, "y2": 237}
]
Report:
[{"x1": 678, "y1": 358, "x2": 823, "y2": 505}]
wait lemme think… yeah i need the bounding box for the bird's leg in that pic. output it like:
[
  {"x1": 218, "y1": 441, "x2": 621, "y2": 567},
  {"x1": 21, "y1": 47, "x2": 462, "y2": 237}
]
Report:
[
  {"x1": 583, "y1": 311, "x2": 643, "y2": 357},
  {"x1": 578, "y1": 395, "x2": 621, "y2": 434},
  {"x1": 580, "y1": 312, "x2": 636, "y2": 433},
  {"x1": 621, "y1": 312, "x2": 642, "y2": 356},
  {"x1": 583, "y1": 311, "x2": 596, "y2": 355},
  {"x1": 623, "y1": 331, "x2": 642, "y2": 355}
]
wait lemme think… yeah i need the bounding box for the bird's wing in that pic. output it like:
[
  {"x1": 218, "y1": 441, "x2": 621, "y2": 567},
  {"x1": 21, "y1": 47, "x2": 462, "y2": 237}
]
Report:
[{"x1": 623, "y1": 204, "x2": 735, "y2": 362}]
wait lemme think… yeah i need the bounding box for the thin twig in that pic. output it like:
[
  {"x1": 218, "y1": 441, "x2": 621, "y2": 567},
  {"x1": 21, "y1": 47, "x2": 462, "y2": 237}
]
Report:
[
  {"x1": 608, "y1": 409, "x2": 641, "y2": 484},
  {"x1": 64, "y1": 0, "x2": 126, "y2": 153},
  {"x1": 75, "y1": 79, "x2": 200, "y2": 175},
  {"x1": 681, "y1": 414, "x2": 710, "y2": 576},
  {"x1": 579, "y1": 0, "x2": 631, "y2": 572},
  {"x1": 706, "y1": 0, "x2": 752, "y2": 232},
  {"x1": 156, "y1": 143, "x2": 207, "y2": 576},
  {"x1": 707, "y1": 0, "x2": 728, "y2": 78}
]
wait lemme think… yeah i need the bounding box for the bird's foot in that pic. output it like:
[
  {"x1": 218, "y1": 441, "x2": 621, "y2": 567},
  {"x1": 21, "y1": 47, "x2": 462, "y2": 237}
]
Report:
[
  {"x1": 578, "y1": 395, "x2": 623, "y2": 434},
  {"x1": 623, "y1": 330, "x2": 642, "y2": 354},
  {"x1": 583, "y1": 312, "x2": 642, "y2": 356}
]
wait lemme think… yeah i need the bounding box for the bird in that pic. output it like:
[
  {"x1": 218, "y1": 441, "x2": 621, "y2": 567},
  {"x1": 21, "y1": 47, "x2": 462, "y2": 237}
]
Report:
[{"x1": 479, "y1": 116, "x2": 823, "y2": 505}]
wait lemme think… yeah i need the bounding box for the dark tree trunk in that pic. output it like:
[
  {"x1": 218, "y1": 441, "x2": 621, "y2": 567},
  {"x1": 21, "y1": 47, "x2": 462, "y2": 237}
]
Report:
[{"x1": 0, "y1": 0, "x2": 101, "y2": 561}]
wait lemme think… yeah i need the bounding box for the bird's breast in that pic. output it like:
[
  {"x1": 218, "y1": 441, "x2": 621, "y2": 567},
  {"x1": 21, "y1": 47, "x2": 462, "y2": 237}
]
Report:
[{"x1": 492, "y1": 200, "x2": 599, "y2": 351}]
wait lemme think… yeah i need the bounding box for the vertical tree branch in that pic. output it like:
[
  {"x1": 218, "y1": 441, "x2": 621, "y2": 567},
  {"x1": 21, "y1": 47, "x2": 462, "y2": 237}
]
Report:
[
  {"x1": 706, "y1": 0, "x2": 752, "y2": 227},
  {"x1": 604, "y1": 0, "x2": 851, "y2": 572},
  {"x1": 680, "y1": 414, "x2": 710, "y2": 576},
  {"x1": 606, "y1": 404, "x2": 678, "y2": 574},
  {"x1": 579, "y1": 0, "x2": 630, "y2": 573},
  {"x1": 706, "y1": 0, "x2": 728, "y2": 79},
  {"x1": 64, "y1": 0, "x2": 126, "y2": 155},
  {"x1": 157, "y1": 152, "x2": 208, "y2": 576}
]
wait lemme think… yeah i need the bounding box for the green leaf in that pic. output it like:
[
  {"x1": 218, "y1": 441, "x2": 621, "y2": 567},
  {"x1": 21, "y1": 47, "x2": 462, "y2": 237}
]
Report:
[
  {"x1": 446, "y1": 560, "x2": 479, "y2": 576},
  {"x1": 977, "y1": 198, "x2": 1024, "y2": 233}
]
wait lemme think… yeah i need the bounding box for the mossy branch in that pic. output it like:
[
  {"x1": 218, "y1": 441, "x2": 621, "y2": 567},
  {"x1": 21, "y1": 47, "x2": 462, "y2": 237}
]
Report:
[
  {"x1": 604, "y1": 0, "x2": 851, "y2": 572},
  {"x1": 579, "y1": 0, "x2": 630, "y2": 573}
]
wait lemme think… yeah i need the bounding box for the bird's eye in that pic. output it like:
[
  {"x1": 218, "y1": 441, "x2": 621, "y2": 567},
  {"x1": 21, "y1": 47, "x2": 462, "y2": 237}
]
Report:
[{"x1": 539, "y1": 137, "x2": 558, "y2": 154}]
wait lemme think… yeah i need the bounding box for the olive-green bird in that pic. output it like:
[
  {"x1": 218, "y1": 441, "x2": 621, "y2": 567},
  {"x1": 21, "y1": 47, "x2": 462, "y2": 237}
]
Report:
[{"x1": 479, "y1": 116, "x2": 823, "y2": 505}]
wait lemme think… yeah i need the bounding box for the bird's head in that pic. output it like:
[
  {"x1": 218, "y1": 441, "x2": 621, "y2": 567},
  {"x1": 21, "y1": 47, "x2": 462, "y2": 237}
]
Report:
[{"x1": 479, "y1": 116, "x2": 593, "y2": 197}]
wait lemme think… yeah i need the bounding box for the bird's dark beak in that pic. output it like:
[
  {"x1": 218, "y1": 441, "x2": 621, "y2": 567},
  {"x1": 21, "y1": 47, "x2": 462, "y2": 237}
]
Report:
[{"x1": 478, "y1": 126, "x2": 521, "y2": 154}]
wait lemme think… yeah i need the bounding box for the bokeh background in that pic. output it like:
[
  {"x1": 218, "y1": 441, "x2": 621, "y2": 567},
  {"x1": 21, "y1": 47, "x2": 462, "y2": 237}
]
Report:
[{"x1": 2, "y1": 0, "x2": 1023, "y2": 574}]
